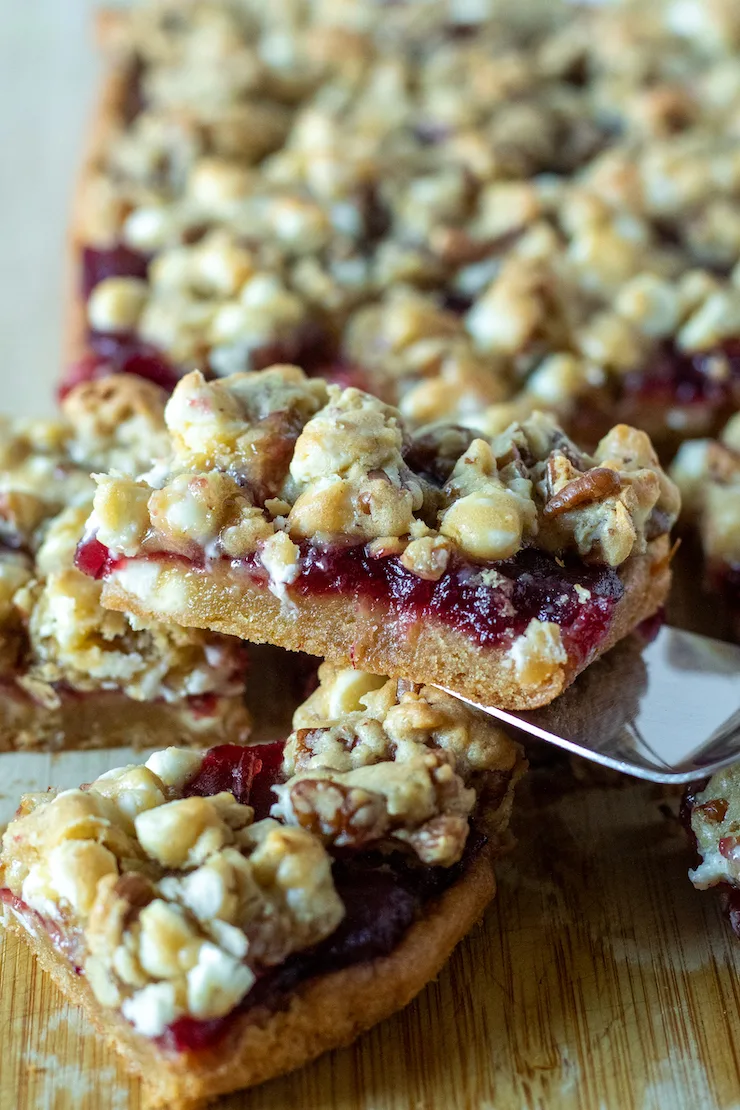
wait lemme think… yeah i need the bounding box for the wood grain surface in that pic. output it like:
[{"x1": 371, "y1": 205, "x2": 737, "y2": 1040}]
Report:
[{"x1": 3, "y1": 744, "x2": 740, "y2": 1110}]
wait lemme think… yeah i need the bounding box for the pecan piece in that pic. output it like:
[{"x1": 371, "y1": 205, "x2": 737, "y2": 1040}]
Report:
[
  {"x1": 543, "y1": 466, "x2": 622, "y2": 518},
  {"x1": 396, "y1": 814, "x2": 469, "y2": 867},
  {"x1": 288, "y1": 779, "x2": 388, "y2": 849},
  {"x1": 114, "y1": 872, "x2": 156, "y2": 928}
]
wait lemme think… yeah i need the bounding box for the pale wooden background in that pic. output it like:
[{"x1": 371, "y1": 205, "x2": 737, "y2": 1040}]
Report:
[{"x1": 0, "y1": 1, "x2": 101, "y2": 416}]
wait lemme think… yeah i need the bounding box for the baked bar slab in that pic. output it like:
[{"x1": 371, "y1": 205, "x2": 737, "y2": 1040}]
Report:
[
  {"x1": 1, "y1": 852, "x2": 496, "y2": 1110},
  {"x1": 0, "y1": 669, "x2": 524, "y2": 1107},
  {"x1": 84, "y1": 366, "x2": 680, "y2": 709},
  {"x1": 67, "y1": 1, "x2": 740, "y2": 448},
  {"x1": 0, "y1": 374, "x2": 251, "y2": 750}
]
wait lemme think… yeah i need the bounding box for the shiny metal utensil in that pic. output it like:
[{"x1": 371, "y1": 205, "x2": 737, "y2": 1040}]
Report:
[{"x1": 442, "y1": 625, "x2": 740, "y2": 784}]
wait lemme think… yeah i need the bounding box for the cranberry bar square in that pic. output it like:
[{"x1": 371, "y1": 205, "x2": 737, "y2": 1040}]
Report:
[
  {"x1": 0, "y1": 664, "x2": 524, "y2": 1107},
  {"x1": 81, "y1": 366, "x2": 680, "y2": 709},
  {"x1": 0, "y1": 374, "x2": 250, "y2": 751}
]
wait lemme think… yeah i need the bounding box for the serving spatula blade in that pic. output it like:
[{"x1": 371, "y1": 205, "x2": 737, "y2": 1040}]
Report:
[{"x1": 442, "y1": 626, "x2": 740, "y2": 784}]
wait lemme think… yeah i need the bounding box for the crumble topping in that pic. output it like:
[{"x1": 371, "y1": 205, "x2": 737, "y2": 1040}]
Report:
[
  {"x1": 276, "y1": 663, "x2": 522, "y2": 866},
  {"x1": 689, "y1": 768, "x2": 740, "y2": 890},
  {"x1": 90, "y1": 367, "x2": 680, "y2": 586},
  {"x1": 60, "y1": 374, "x2": 170, "y2": 475},
  {"x1": 15, "y1": 503, "x2": 247, "y2": 704},
  {"x1": 78, "y1": 0, "x2": 740, "y2": 436},
  {"x1": 670, "y1": 413, "x2": 740, "y2": 567},
  {"x1": 509, "y1": 619, "x2": 568, "y2": 692},
  {"x1": 0, "y1": 375, "x2": 169, "y2": 553},
  {"x1": 0, "y1": 757, "x2": 343, "y2": 1034},
  {"x1": 0, "y1": 670, "x2": 523, "y2": 1036}
]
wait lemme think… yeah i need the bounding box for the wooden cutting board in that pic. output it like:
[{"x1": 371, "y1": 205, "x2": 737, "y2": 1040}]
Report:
[{"x1": 3, "y1": 739, "x2": 740, "y2": 1110}]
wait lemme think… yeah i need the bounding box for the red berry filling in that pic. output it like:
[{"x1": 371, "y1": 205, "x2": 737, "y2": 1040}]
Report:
[
  {"x1": 59, "y1": 334, "x2": 182, "y2": 400},
  {"x1": 74, "y1": 535, "x2": 115, "y2": 579},
  {"x1": 2, "y1": 750, "x2": 489, "y2": 1056},
  {"x1": 286, "y1": 543, "x2": 622, "y2": 663},
  {"x1": 81, "y1": 245, "x2": 150, "y2": 299},
  {"x1": 183, "y1": 741, "x2": 285, "y2": 820},
  {"x1": 76, "y1": 533, "x2": 623, "y2": 664},
  {"x1": 159, "y1": 843, "x2": 475, "y2": 1053},
  {"x1": 622, "y1": 339, "x2": 740, "y2": 410}
]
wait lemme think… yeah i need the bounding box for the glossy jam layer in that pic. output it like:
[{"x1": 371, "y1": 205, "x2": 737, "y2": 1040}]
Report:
[
  {"x1": 81, "y1": 244, "x2": 150, "y2": 299},
  {"x1": 287, "y1": 543, "x2": 623, "y2": 661},
  {"x1": 59, "y1": 333, "x2": 182, "y2": 399},
  {"x1": 76, "y1": 532, "x2": 624, "y2": 663}
]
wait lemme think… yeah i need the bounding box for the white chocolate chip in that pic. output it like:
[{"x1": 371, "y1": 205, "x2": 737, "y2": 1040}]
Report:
[{"x1": 88, "y1": 277, "x2": 149, "y2": 335}]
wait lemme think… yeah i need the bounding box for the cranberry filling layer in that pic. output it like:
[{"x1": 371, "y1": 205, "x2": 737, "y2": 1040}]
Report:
[
  {"x1": 77, "y1": 534, "x2": 624, "y2": 663},
  {"x1": 288, "y1": 544, "x2": 623, "y2": 660},
  {"x1": 60, "y1": 333, "x2": 182, "y2": 400},
  {"x1": 81, "y1": 245, "x2": 150, "y2": 299},
  {"x1": 622, "y1": 340, "x2": 740, "y2": 409},
  {"x1": 183, "y1": 741, "x2": 285, "y2": 820}
]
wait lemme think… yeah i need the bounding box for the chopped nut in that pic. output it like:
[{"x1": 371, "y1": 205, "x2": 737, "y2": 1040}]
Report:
[
  {"x1": 285, "y1": 779, "x2": 388, "y2": 849},
  {"x1": 543, "y1": 467, "x2": 623, "y2": 518}
]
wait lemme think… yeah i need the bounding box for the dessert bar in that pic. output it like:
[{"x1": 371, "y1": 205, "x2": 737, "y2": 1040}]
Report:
[
  {"x1": 0, "y1": 664, "x2": 525, "y2": 1107},
  {"x1": 671, "y1": 413, "x2": 740, "y2": 640},
  {"x1": 81, "y1": 366, "x2": 680, "y2": 709},
  {"x1": 68, "y1": 0, "x2": 740, "y2": 449},
  {"x1": 685, "y1": 768, "x2": 740, "y2": 937},
  {"x1": 0, "y1": 374, "x2": 250, "y2": 750}
]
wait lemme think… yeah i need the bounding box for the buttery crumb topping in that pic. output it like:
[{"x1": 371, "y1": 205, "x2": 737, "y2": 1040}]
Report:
[
  {"x1": 671, "y1": 413, "x2": 740, "y2": 568},
  {"x1": 91, "y1": 366, "x2": 680, "y2": 590},
  {"x1": 80, "y1": 0, "x2": 740, "y2": 433},
  {"x1": 689, "y1": 766, "x2": 740, "y2": 890},
  {"x1": 0, "y1": 753, "x2": 343, "y2": 1034},
  {"x1": 278, "y1": 663, "x2": 521, "y2": 866}
]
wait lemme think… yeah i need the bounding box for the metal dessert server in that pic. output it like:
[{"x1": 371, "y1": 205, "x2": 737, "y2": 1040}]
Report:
[{"x1": 442, "y1": 625, "x2": 740, "y2": 784}]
